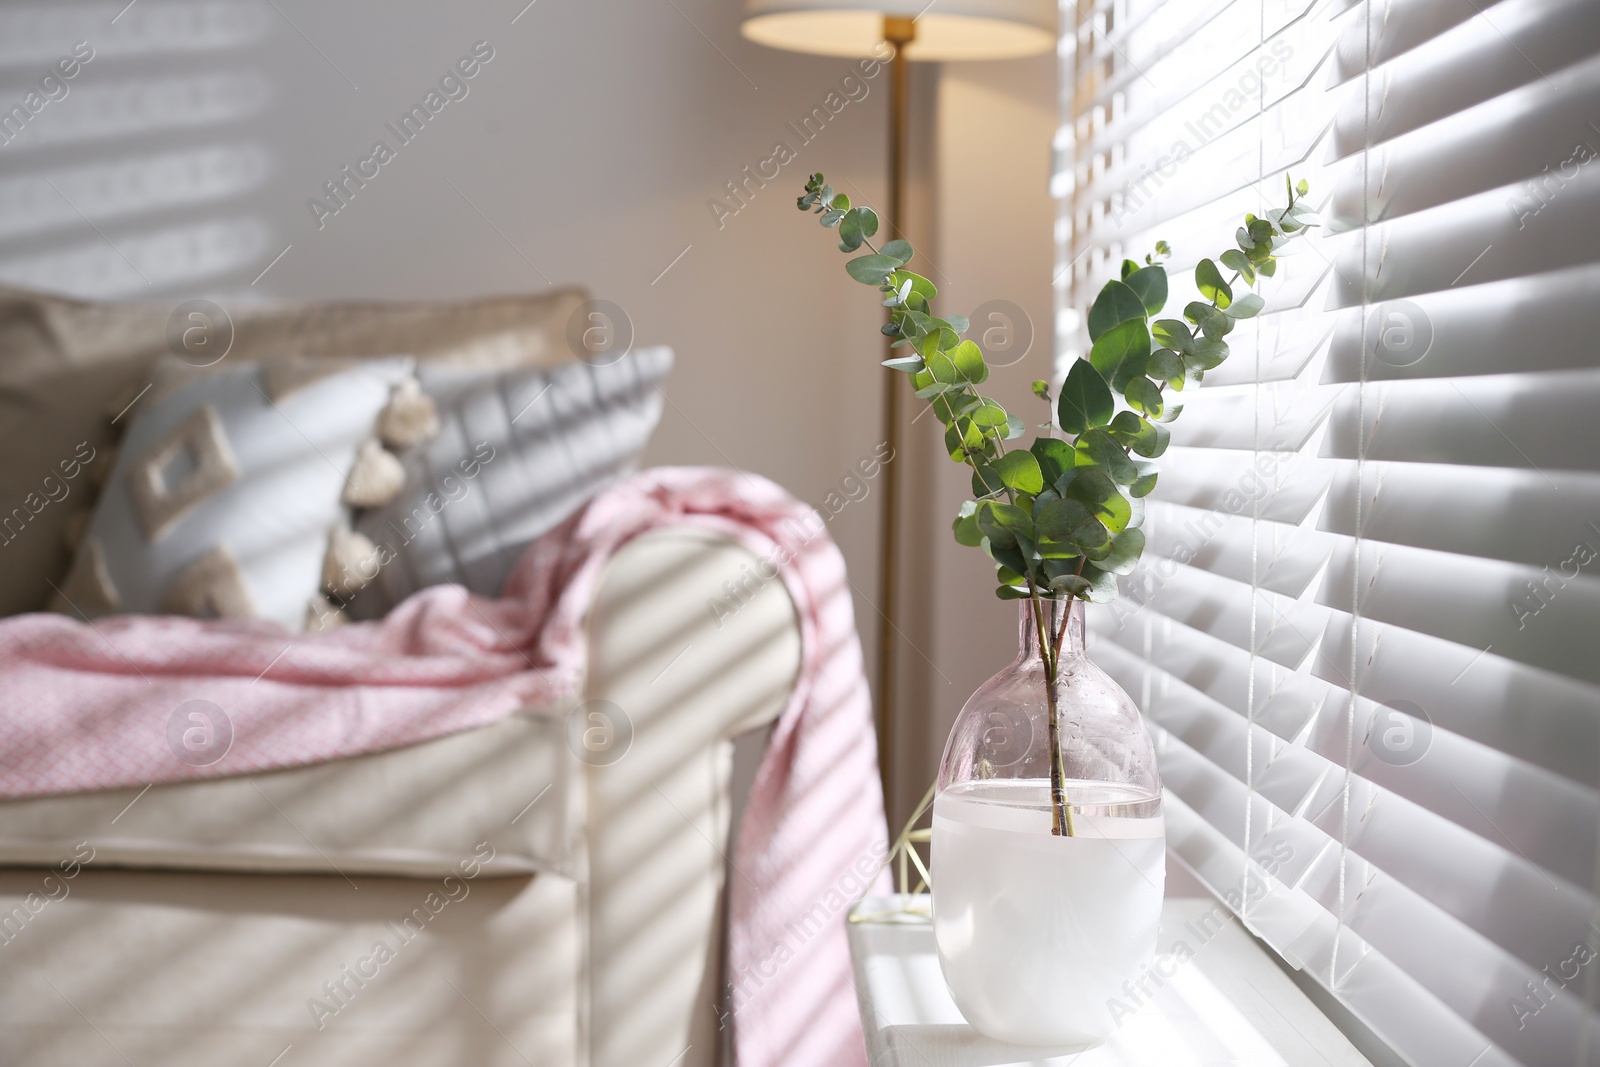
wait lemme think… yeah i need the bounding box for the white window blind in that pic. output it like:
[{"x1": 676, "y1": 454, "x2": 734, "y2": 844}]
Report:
[{"x1": 1054, "y1": 0, "x2": 1600, "y2": 1064}]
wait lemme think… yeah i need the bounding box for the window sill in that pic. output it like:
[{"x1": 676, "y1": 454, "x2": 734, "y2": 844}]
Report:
[{"x1": 845, "y1": 895, "x2": 1374, "y2": 1066}]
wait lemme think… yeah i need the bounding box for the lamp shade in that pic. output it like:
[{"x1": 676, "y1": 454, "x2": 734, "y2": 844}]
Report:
[{"x1": 741, "y1": 0, "x2": 1056, "y2": 61}]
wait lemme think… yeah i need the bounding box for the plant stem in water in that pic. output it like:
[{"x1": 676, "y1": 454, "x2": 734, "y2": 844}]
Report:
[{"x1": 1031, "y1": 592, "x2": 1075, "y2": 837}]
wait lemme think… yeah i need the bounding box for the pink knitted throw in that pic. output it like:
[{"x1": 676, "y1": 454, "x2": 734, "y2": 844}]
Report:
[{"x1": 0, "y1": 467, "x2": 885, "y2": 1067}]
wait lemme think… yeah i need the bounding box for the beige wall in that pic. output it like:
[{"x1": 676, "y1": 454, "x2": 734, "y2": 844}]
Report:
[{"x1": 0, "y1": 0, "x2": 1056, "y2": 833}]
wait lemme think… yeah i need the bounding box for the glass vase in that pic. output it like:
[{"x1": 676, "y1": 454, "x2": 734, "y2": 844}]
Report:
[{"x1": 932, "y1": 595, "x2": 1165, "y2": 1047}]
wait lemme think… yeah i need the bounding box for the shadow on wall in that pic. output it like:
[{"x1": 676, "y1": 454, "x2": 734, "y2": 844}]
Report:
[{"x1": 0, "y1": 1, "x2": 277, "y2": 298}]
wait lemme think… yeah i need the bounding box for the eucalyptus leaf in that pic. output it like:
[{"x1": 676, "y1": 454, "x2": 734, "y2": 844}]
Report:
[
  {"x1": 1030, "y1": 437, "x2": 1075, "y2": 487},
  {"x1": 1087, "y1": 279, "x2": 1149, "y2": 342},
  {"x1": 977, "y1": 500, "x2": 1033, "y2": 549},
  {"x1": 1050, "y1": 574, "x2": 1092, "y2": 598},
  {"x1": 1123, "y1": 265, "x2": 1169, "y2": 316},
  {"x1": 880, "y1": 239, "x2": 914, "y2": 264},
  {"x1": 1099, "y1": 528, "x2": 1145, "y2": 575},
  {"x1": 1219, "y1": 248, "x2": 1255, "y2": 285},
  {"x1": 953, "y1": 501, "x2": 983, "y2": 547},
  {"x1": 847, "y1": 254, "x2": 902, "y2": 285},
  {"x1": 1124, "y1": 376, "x2": 1164, "y2": 418},
  {"x1": 1077, "y1": 427, "x2": 1138, "y2": 484},
  {"x1": 1057, "y1": 359, "x2": 1114, "y2": 435},
  {"x1": 1195, "y1": 258, "x2": 1232, "y2": 309},
  {"x1": 1129, "y1": 460, "x2": 1159, "y2": 497},
  {"x1": 991, "y1": 449, "x2": 1045, "y2": 495},
  {"x1": 1147, "y1": 348, "x2": 1185, "y2": 389},
  {"x1": 882, "y1": 355, "x2": 924, "y2": 373},
  {"x1": 1151, "y1": 318, "x2": 1193, "y2": 355},
  {"x1": 1089, "y1": 318, "x2": 1151, "y2": 392},
  {"x1": 951, "y1": 340, "x2": 988, "y2": 385},
  {"x1": 1224, "y1": 293, "x2": 1265, "y2": 319}
]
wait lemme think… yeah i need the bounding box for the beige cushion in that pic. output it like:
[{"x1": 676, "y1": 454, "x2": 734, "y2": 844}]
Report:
[
  {"x1": 0, "y1": 284, "x2": 589, "y2": 617},
  {"x1": 0, "y1": 708, "x2": 577, "y2": 879}
]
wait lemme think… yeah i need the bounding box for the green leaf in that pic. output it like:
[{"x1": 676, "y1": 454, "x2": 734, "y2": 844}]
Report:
[
  {"x1": 995, "y1": 584, "x2": 1031, "y2": 600},
  {"x1": 969, "y1": 400, "x2": 1009, "y2": 429},
  {"x1": 1195, "y1": 258, "x2": 1232, "y2": 309},
  {"x1": 820, "y1": 209, "x2": 845, "y2": 227},
  {"x1": 894, "y1": 270, "x2": 937, "y2": 303},
  {"x1": 880, "y1": 239, "x2": 914, "y2": 264},
  {"x1": 944, "y1": 420, "x2": 982, "y2": 459},
  {"x1": 847, "y1": 254, "x2": 902, "y2": 285},
  {"x1": 838, "y1": 206, "x2": 878, "y2": 252},
  {"x1": 1185, "y1": 301, "x2": 1233, "y2": 341},
  {"x1": 914, "y1": 381, "x2": 959, "y2": 399},
  {"x1": 1099, "y1": 528, "x2": 1145, "y2": 575},
  {"x1": 831, "y1": 192, "x2": 850, "y2": 210},
  {"x1": 953, "y1": 501, "x2": 983, "y2": 547},
  {"x1": 945, "y1": 313, "x2": 970, "y2": 335},
  {"x1": 1077, "y1": 427, "x2": 1138, "y2": 484},
  {"x1": 1036, "y1": 497, "x2": 1107, "y2": 555},
  {"x1": 1124, "y1": 376, "x2": 1164, "y2": 418},
  {"x1": 1123, "y1": 265, "x2": 1169, "y2": 316},
  {"x1": 977, "y1": 501, "x2": 1033, "y2": 549},
  {"x1": 1089, "y1": 318, "x2": 1152, "y2": 392},
  {"x1": 881, "y1": 355, "x2": 923, "y2": 373},
  {"x1": 1186, "y1": 335, "x2": 1229, "y2": 370},
  {"x1": 1129, "y1": 459, "x2": 1159, "y2": 497},
  {"x1": 1224, "y1": 293, "x2": 1265, "y2": 319},
  {"x1": 1030, "y1": 437, "x2": 1075, "y2": 487},
  {"x1": 1087, "y1": 280, "x2": 1149, "y2": 342},
  {"x1": 1057, "y1": 359, "x2": 1114, "y2": 435},
  {"x1": 1257, "y1": 257, "x2": 1277, "y2": 278},
  {"x1": 1079, "y1": 562, "x2": 1121, "y2": 603},
  {"x1": 1127, "y1": 417, "x2": 1169, "y2": 458},
  {"x1": 1120, "y1": 258, "x2": 1138, "y2": 280},
  {"x1": 1108, "y1": 410, "x2": 1156, "y2": 452},
  {"x1": 1151, "y1": 318, "x2": 1194, "y2": 355},
  {"x1": 1147, "y1": 347, "x2": 1185, "y2": 389},
  {"x1": 991, "y1": 450, "x2": 1044, "y2": 495},
  {"x1": 972, "y1": 464, "x2": 1005, "y2": 498},
  {"x1": 1157, "y1": 402, "x2": 1183, "y2": 423},
  {"x1": 1050, "y1": 574, "x2": 1092, "y2": 598},
  {"x1": 1219, "y1": 248, "x2": 1255, "y2": 286},
  {"x1": 1297, "y1": 178, "x2": 1310, "y2": 196},
  {"x1": 1004, "y1": 414, "x2": 1025, "y2": 440},
  {"x1": 950, "y1": 339, "x2": 988, "y2": 385}
]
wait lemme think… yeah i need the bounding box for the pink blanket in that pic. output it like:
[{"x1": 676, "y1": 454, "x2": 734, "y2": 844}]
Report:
[{"x1": 0, "y1": 466, "x2": 886, "y2": 1067}]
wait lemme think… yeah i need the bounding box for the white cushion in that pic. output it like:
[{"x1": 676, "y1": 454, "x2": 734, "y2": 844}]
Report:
[{"x1": 57, "y1": 355, "x2": 412, "y2": 631}]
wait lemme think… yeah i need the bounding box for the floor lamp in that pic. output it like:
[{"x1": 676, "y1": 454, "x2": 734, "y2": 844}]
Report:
[{"x1": 741, "y1": 1, "x2": 1056, "y2": 811}]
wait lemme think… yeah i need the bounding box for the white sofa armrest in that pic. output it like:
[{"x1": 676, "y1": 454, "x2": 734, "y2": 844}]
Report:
[{"x1": 584, "y1": 525, "x2": 800, "y2": 1067}]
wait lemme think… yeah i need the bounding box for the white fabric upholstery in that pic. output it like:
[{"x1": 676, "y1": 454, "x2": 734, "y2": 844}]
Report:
[
  {"x1": 0, "y1": 708, "x2": 576, "y2": 878},
  {"x1": 0, "y1": 525, "x2": 801, "y2": 1067}
]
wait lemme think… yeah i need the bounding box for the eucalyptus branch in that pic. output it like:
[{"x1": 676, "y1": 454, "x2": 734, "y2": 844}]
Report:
[{"x1": 796, "y1": 171, "x2": 1317, "y2": 837}]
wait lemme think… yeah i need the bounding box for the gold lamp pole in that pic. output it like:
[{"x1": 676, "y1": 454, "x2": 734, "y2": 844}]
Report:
[
  {"x1": 741, "y1": 0, "x2": 1058, "y2": 819},
  {"x1": 875, "y1": 14, "x2": 914, "y2": 805}
]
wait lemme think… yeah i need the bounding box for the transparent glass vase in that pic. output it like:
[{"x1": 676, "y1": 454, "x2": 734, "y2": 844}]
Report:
[{"x1": 932, "y1": 596, "x2": 1165, "y2": 1047}]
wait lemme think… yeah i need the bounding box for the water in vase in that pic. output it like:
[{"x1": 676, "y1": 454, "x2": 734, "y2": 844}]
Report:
[{"x1": 933, "y1": 777, "x2": 1165, "y2": 1047}]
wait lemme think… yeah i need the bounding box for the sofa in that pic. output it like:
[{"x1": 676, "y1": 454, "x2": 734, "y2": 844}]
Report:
[
  {"x1": 0, "y1": 524, "x2": 801, "y2": 1067},
  {"x1": 0, "y1": 284, "x2": 807, "y2": 1066}
]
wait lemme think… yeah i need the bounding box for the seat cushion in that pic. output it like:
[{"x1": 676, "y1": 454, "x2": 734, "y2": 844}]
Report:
[
  {"x1": 0, "y1": 707, "x2": 578, "y2": 879},
  {"x1": 0, "y1": 864, "x2": 581, "y2": 1067}
]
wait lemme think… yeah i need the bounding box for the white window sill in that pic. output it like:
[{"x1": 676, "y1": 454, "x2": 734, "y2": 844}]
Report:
[{"x1": 846, "y1": 895, "x2": 1374, "y2": 1066}]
